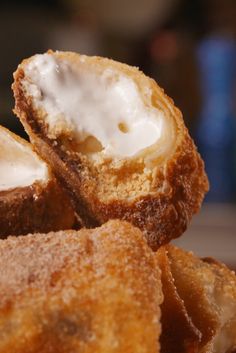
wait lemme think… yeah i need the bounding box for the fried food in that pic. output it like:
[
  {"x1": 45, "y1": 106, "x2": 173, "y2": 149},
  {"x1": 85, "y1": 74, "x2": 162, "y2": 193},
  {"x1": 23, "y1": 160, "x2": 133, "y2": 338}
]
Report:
[
  {"x1": 0, "y1": 220, "x2": 163, "y2": 353},
  {"x1": 13, "y1": 50, "x2": 208, "y2": 249},
  {"x1": 165, "y1": 245, "x2": 236, "y2": 353},
  {"x1": 156, "y1": 247, "x2": 201, "y2": 353},
  {"x1": 0, "y1": 125, "x2": 74, "y2": 238}
]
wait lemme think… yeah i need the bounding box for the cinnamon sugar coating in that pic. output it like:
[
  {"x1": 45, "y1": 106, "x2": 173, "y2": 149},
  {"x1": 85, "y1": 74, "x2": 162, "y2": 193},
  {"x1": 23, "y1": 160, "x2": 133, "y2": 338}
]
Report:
[{"x1": 0, "y1": 220, "x2": 162, "y2": 353}]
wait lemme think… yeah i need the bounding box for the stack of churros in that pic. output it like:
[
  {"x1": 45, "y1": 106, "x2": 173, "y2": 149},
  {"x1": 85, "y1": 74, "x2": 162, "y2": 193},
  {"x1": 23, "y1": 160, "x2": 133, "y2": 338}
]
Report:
[{"x1": 0, "y1": 50, "x2": 234, "y2": 352}]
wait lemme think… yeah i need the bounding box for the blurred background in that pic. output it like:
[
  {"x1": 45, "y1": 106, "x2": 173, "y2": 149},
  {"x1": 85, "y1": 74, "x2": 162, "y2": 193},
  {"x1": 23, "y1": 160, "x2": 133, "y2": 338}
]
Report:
[{"x1": 0, "y1": 0, "x2": 235, "y2": 265}]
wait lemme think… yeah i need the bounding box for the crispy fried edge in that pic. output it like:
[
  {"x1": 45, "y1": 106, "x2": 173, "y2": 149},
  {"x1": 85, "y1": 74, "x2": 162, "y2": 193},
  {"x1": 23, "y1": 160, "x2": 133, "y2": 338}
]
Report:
[
  {"x1": 157, "y1": 247, "x2": 201, "y2": 353},
  {"x1": 166, "y1": 245, "x2": 236, "y2": 351},
  {"x1": 0, "y1": 180, "x2": 75, "y2": 238},
  {"x1": 0, "y1": 126, "x2": 75, "y2": 237},
  {"x1": 12, "y1": 51, "x2": 208, "y2": 249}
]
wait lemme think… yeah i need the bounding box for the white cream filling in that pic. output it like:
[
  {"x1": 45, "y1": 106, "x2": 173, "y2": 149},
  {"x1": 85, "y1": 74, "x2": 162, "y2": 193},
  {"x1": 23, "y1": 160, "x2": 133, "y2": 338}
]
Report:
[
  {"x1": 0, "y1": 129, "x2": 49, "y2": 191},
  {"x1": 23, "y1": 53, "x2": 173, "y2": 158}
]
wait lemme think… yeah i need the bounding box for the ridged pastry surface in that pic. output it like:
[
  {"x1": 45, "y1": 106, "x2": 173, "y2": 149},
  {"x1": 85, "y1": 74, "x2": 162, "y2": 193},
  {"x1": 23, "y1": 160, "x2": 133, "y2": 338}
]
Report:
[
  {"x1": 156, "y1": 247, "x2": 201, "y2": 353},
  {"x1": 166, "y1": 245, "x2": 236, "y2": 353}
]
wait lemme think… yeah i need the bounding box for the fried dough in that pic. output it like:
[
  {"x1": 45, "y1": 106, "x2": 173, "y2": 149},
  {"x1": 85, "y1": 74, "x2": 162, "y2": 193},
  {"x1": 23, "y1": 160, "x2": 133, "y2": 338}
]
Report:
[
  {"x1": 0, "y1": 125, "x2": 74, "y2": 237},
  {"x1": 13, "y1": 50, "x2": 208, "y2": 249},
  {"x1": 156, "y1": 247, "x2": 201, "y2": 353},
  {"x1": 0, "y1": 220, "x2": 163, "y2": 353},
  {"x1": 166, "y1": 245, "x2": 236, "y2": 353}
]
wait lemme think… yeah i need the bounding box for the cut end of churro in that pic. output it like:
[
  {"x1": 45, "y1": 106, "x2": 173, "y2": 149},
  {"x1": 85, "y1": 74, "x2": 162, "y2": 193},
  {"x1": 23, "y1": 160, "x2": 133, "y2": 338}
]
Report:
[
  {"x1": 13, "y1": 50, "x2": 208, "y2": 249},
  {"x1": 0, "y1": 125, "x2": 49, "y2": 191},
  {"x1": 21, "y1": 52, "x2": 175, "y2": 163},
  {"x1": 0, "y1": 125, "x2": 75, "y2": 237}
]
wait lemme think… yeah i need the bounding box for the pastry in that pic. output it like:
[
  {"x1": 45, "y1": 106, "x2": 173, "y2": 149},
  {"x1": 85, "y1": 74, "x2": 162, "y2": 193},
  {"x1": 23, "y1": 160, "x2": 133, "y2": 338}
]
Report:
[
  {"x1": 0, "y1": 125, "x2": 74, "y2": 237},
  {"x1": 157, "y1": 247, "x2": 201, "y2": 353},
  {"x1": 165, "y1": 245, "x2": 236, "y2": 353},
  {"x1": 0, "y1": 220, "x2": 162, "y2": 353},
  {"x1": 13, "y1": 50, "x2": 208, "y2": 249}
]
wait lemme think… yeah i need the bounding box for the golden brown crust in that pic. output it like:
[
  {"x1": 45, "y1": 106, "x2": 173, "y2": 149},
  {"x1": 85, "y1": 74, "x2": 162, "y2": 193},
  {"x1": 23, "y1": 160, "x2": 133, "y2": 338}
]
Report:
[
  {"x1": 0, "y1": 179, "x2": 75, "y2": 238},
  {"x1": 0, "y1": 220, "x2": 162, "y2": 353},
  {"x1": 12, "y1": 51, "x2": 208, "y2": 249},
  {"x1": 0, "y1": 125, "x2": 75, "y2": 237},
  {"x1": 156, "y1": 247, "x2": 201, "y2": 353},
  {"x1": 166, "y1": 245, "x2": 236, "y2": 353}
]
